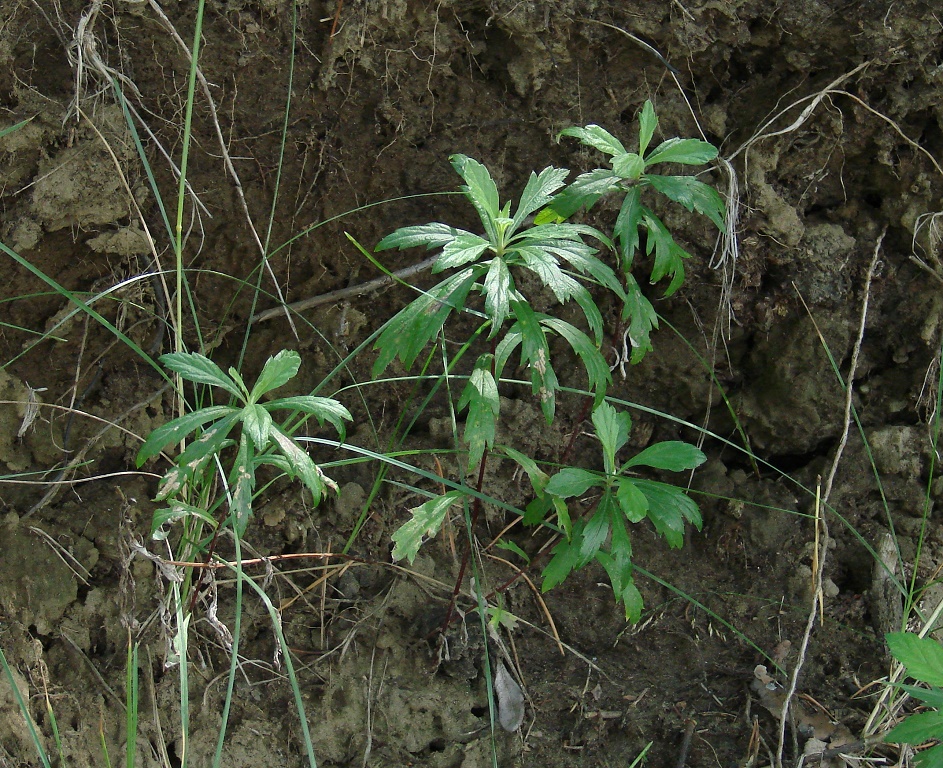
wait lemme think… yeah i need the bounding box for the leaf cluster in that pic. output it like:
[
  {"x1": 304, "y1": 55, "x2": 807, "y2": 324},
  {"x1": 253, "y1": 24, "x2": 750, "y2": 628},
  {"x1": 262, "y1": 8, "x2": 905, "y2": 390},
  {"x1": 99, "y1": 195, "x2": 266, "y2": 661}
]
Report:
[
  {"x1": 504, "y1": 401, "x2": 705, "y2": 620},
  {"x1": 136, "y1": 350, "x2": 350, "y2": 537},
  {"x1": 885, "y1": 632, "x2": 943, "y2": 768}
]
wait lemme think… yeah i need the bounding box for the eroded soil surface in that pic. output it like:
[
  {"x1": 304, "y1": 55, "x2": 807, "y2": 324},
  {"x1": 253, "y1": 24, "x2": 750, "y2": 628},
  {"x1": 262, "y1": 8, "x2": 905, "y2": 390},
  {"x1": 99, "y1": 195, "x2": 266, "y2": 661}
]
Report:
[{"x1": 2, "y1": 1, "x2": 943, "y2": 766}]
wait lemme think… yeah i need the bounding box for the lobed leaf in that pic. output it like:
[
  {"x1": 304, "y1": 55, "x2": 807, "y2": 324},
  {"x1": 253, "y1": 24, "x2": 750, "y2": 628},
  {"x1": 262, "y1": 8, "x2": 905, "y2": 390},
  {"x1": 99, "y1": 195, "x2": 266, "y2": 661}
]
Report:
[
  {"x1": 434, "y1": 233, "x2": 492, "y2": 271},
  {"x1": 558, "y1": 124, "x2": 626, "y2": 156},
  {"x1": 633, "y1": 478, "x2": 702, "y2": 548},
  {"x1": 621, "y1": 274, "x2": 658, "y2": 363},
  {"x1": 542, "y1": 168, "x2": 622, "y2": 220},
  {"x1": 377, "y1": 222, "x2": 465, "y2": 251},
  {"x1": 229, "y1": 433, "x2": 256, "y2": 536},
  {"x1": 646, "y1": 174, "x2": 726, "y2": 231},
  {"x1": 512, "y1": 298, "x2": 557, "y2": 422},
  {"x1": 250, "y1": 349, "x2": 301, "y2": 402},
  {"x1": 616, "y1": 478, "x2": 650, "y2": 523},
  {"x1": 541, "y1": 534, "x2": 582, "y2": 592},
  {"x1": 242, "y1": 404, "x2": 273, "y2": 450},
  {"x1": 885, "y1": 710, "x2": 943, "y2": 746},
  {"x1": 644, "y1": 137, "x2": 718, "y2": 166},
  {"x1": 373, "y1": 268, "x2": 478, "y2": 375},
  {"x1": 151, "y1": 502, "x2": 218, "y2": 541},
  {"x1": 513, "y1": 166, "x2": 570, "y2": 230},
  {"x1": 451, "y1": 154, "x2": 501, "y2": 240},
  {"x1": 136, "y1": 405, "x2": 236, "y2": 465},
  {"x1": 483, "y1": 257, "x2": 514, "y2": 333},
  {"x1": 888, "y1": 632, "x2": 943, "y2": 688},
  {"x1": 613, "y1": 188, "x2": 645, "y2": 269},
  {"x1": 612, "y1": 153, "x2": 645, "y2": 180},
  {"x1": 581, "y1": 496, "x2": 613, "y2": 561},
  {"x1": 391, "y1": 490, "x2": 466, "y2": 563},
  {"x1": 514, "y1": 246, "x2": 581, "y2": 304},
  {"x1": 269, "y1": 426, "x2": 329, "y2": 505},
  {"x1": 155, "y1": 412, "x2": 242, "y2": 500},
  {"x1": 591, "y1": 401, "x2": 631, "y2": 474},
  {"x1": 159, "y1": 351, "x2": 244, "y2": 400},
  {"x1": 644, "y1": 211, "x2": 690, "y2": 296},
  {"x1": 264, "y1": 395, "x2": 352, "y2": 438},
  {"x1": 637, "y1": 100, "x2": 658, "y2": 157},
  {"x1": 622, "y1": 441, "x2": 706, "y2": 472},
  {"x1": 545, "y1": 467, "x2": 602, "y2": 498},
  {"x1": 540, "y1": 316, "x2": 610, "y2": 403}
]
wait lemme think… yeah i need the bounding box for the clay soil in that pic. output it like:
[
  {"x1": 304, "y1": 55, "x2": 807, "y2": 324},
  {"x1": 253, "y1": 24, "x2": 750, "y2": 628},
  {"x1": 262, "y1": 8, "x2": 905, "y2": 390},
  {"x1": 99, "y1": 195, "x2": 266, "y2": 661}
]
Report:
[{"x1": 2, "y1": 1, "x2": 943, "y2": 766}]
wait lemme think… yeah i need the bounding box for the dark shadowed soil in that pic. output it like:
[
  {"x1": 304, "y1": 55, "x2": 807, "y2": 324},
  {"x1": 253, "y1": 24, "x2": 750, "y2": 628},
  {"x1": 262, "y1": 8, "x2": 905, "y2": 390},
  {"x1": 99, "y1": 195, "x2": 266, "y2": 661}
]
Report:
[{"x1": 1, "y1": 1, "x2": 943, "y2": 766}]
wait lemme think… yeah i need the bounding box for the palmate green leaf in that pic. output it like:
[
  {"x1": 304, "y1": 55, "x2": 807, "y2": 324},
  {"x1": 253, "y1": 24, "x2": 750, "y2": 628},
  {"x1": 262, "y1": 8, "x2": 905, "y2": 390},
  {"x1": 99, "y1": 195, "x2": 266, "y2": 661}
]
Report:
[
  {"x1": 136, "y1": 405, "x2": 236, "y2": 465},
  {"x1": 622, "y1": 441, "x2": 706, "y2": 472},
  {"x1": 545, "y1": 467, "x2": 602, "y2": 498},
  {"x1": 249, "y1": 349, "x2": 301, "y2": 402},
  {"x1": 558, "y1": 124, "x2": 626, "y2": 156},
  {"x1": 886, "y1": 710, "x2": 943, "y2": 746},
  {"x1": 268, "y1": 426, "x2": 330, "y2": 505},
  {"x1": 514, "y1": 246, "x2": 581, "y2": 303},
  {"x1": 391, "y1": 490, "x2": 466, "y2": 563},
  {"x1": 483, "y1": 257, "x2": 514, "y2": 332},
  {"x1": 540, "y1": 316, "x2": 610, "y2": 403},
  {"x1": 638, "y1": 100, "x2": 657, "y2": 156},
  {"x1": 646, "y1": 174, "x2": 726, "y2": 231},
  {"x1": 435, "y1": 233, "x2": 491, "y2": 271},
  {"x1": 513, "y1": 165, "x2": 570, "y2": 230},
  {"x1": 644, "y1": 137, "x2": 718, "y2": 166},
  {"x1": 373, "y1": 267, "x2": 477, "y2": 375},
  {"x1": 633, "y1": 478, "x2": 702, "y2": 549},
  {"x1": 242, "y1": 404, "x2": 272, "y2": 450},
  {"x1": 229, "y1": 433, "x2": 255, "y2": 536},
  {"x1": 159, "y1": 352, "x2": 244, "y2": 400},
  {"x1": 376, "y1": 222, "x2": 467, "y2": 251},
  {"x1": 613, "y1": 188, "x2": 645, "y2": 268},
  {"x1": 264, "y1": 396, "x2": 352, "y2": 437},
  {"x1": 888, "y1": 632, "x2": 943, "y2": 687},
  {"x1": 591, "y1": 401, "x2": 631, "y2": 475},
  {"x1": 541, "y1": 168, "x2": 622, "y2": 220},
  {"x1": 155, "y1": 413, "x2": 242, "y2": 500},
  {"x1": 622, "y1": 273, "x2": 658, "y2": 363},
  {"x1": 644, "y1": 211, "x2": 690, "y2": 296},
  {"x1": 457, "y1": 358, "x2": 500, "y2": 473},
  {"x1": 451, "y1": 154, "x2": 501, "y2": 241},
  {"x1": 616, "y1": 477, "x2": 649, "y2": 523}
]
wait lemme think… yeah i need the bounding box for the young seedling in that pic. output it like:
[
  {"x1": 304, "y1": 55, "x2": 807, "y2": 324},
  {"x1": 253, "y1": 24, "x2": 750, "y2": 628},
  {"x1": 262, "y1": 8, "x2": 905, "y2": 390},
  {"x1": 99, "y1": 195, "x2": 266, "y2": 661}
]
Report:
[{"x1": 137, "y1": 349, "x2": 350, "y2": 538}]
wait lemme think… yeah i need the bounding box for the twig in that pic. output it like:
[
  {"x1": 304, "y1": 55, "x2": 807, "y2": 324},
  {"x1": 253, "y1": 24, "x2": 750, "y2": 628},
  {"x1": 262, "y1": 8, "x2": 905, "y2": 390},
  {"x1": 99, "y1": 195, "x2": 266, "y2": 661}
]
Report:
[
  {"x1": 775, "y1": 228, "x2": 885, "y2": 767},
  {"x1": 251, "y1": 254, "x2": 438, "y2": 323},
  {"x1": 676, "y1": 717, "x2": 697, "y2": 768}
]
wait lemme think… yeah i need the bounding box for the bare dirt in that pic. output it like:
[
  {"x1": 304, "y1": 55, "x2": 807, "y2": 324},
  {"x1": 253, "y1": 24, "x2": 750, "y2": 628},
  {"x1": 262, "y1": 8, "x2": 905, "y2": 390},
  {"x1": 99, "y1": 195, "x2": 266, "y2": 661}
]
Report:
[{"x1": 1, "y1": 1, "x2": 943, "y2": 766}]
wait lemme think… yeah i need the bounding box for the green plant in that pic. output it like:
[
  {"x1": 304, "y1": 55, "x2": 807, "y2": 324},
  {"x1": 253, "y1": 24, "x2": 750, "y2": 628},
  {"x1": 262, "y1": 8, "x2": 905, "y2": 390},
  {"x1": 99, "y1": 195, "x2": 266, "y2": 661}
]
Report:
[
  {"x1": 543, "y1": 101, "x2": 725, "y2": 361},
  {"x1": 377, "y1": 103, "x2": 723, "y2": 620},
  {"x1": 136, "y1": 349, "x2": 350, "y2": 538},
  {"x1": 884, "y1": 631, "x2": 943, "y2": 767}
]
